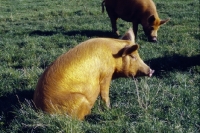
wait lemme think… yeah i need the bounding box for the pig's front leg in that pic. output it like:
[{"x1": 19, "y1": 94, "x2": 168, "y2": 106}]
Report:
[
  {"x1": 132, "y1": 21, "x2": 138, "y2": 38},
  {"x1": 100, "y1": 76, "x2": 112, "y2": 108}
]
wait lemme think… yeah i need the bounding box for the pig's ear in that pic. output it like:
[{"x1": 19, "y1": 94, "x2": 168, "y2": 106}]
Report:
[
  {"x1": 160, "y1": 18, "x2": 170, "y2": 25},
  {"x1": 121, "y1": 28, "x2": 135, "y2": 43},
  {"x1": 122, "y1": 44, "x2": 139, "y2": 56},
  {"x1": 113, "y1": 44, "x2": 139, "y2": 58}
]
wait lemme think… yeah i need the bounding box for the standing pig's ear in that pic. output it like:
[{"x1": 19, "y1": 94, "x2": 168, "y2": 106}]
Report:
[
  {"x1": 160, "y1": 18, "x2": 170, "y2": 25},
  {"x1": 122, "y1": 44, "x2": 139, "y2": 56},
  {"x1": 121, "y1": 28, "x2": 135, "y2": 43}
]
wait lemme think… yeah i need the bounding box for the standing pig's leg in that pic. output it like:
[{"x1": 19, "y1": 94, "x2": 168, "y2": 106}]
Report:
[
  {"x1": 100, "y1": 76, "x2": 112, "y2": 108},
  {"x1": 111, "y1": 17, "x2": 120, "y2": 36},
  {"x1": 105, "y1": 8, "x2": 119, "y2": 36},
  {"x1": 132, "y1": 22, "x2": 138, "y2": 38}
]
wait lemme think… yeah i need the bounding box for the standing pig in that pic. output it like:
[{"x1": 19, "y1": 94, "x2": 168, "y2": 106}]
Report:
[
  {"x1": 33, "y1": 28, "x2": 154, "y2": 120},
  {"x1": 102, "y1": 0, "x2": 170, "y2": 42}
]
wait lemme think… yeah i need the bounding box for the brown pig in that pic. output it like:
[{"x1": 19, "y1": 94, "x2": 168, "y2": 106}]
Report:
[
  {"x1": 102, "y1": 0, "x2": 170, "y2": 42},
  {"x1": 33, "y1": 28, "x2": 154, "y2": 120}
]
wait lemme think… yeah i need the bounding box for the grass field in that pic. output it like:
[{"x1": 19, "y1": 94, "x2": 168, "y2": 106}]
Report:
[{"x1": 0, "y1": 0, "x2": 199, "y2": 132}]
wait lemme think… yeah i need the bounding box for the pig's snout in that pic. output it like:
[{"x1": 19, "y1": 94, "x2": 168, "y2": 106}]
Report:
[
  {"x1": 148, "y1": 36, "x2": 157, "y2": 42},
  {"x1": 134, "y1": 67, "x2": 154, "y2": 78},
  {"x1": 149, "y1": 69, "x2": 155, "y2": 77}
]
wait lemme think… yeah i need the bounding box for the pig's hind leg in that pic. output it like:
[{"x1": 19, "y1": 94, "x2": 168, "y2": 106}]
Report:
[
  {"x1": 56, "y1": 93, "x2": 92, "y2": 120},
  {"x1": 105, "y1": 7, "x2": 120, "y2": 36},
  {"x1": 75, "y1": 94, "x2": 92, "y2": 120}
]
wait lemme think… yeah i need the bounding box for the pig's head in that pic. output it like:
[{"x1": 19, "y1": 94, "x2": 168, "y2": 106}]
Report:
[
  {"x1": 115, "y1": 28, "x2": 154, "y2": 78},
  {"x1": 143, "y1": 15, "x2": 170, "y2": 42},
  {"x1": 120, "y1": 44, "x2": 154, "y2": 78}
]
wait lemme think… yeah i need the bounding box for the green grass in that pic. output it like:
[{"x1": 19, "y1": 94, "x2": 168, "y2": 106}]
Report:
[{"x1": 0, "y1": 0, "x2": 199, "y2": 132}]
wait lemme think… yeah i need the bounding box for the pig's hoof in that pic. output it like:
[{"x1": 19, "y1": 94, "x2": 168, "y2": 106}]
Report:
[
  {"x1": 116, "y1": 31, "x2": 120, "y2": 36},
  {"x1": 112, "y1": 31, "x2": 120, "y2": 37}
]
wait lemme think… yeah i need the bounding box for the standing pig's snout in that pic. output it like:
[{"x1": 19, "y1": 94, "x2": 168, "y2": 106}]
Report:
[
  {"x1": 149, "y1": 69, "x2": 155, "y2": 77},
  {"x1": 148, "y1": 36, "x2": 157, "y2": 42}
]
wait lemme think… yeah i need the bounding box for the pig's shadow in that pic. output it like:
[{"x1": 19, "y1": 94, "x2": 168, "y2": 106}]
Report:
[
  {"x1": 145, "y1": 54, "x2": 200, "y2": 77},
  {"x1": 29, "y1": 30, "x2": 117, "y2": 38}
]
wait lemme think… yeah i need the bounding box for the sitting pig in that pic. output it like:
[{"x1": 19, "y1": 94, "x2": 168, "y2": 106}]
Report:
[
  {"x1": 102, "y1": 0, "x2": 170, "y2": 42},
  {"x1": 33, "y1": 28, "x2": 154, "y2": 120}
]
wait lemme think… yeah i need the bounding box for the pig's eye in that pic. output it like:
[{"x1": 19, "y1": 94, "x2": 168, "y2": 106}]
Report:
[{"x1": 130, "y1": 55, "x2": 137, "y2": 60}]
